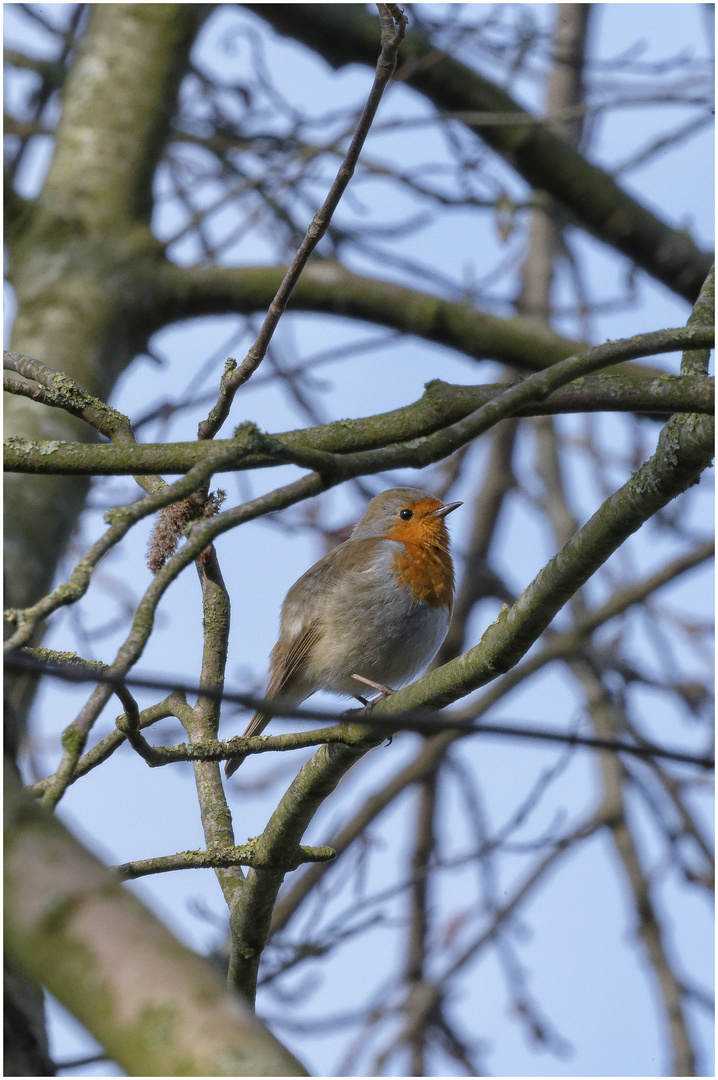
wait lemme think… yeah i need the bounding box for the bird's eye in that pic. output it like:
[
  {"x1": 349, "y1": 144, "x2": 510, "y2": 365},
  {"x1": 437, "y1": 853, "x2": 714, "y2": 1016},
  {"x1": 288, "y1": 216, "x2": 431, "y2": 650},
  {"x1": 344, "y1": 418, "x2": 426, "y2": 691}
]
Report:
[{"x1": 399, "y1": 508, "x2": 413, "y2": 520}]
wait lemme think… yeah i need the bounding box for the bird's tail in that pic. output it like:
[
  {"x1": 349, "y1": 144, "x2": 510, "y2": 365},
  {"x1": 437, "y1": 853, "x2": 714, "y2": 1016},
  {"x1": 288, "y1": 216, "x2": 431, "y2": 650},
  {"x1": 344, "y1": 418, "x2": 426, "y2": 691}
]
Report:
[{"x1": 225, "y1": 709, "x2": 269, "y2": 778}]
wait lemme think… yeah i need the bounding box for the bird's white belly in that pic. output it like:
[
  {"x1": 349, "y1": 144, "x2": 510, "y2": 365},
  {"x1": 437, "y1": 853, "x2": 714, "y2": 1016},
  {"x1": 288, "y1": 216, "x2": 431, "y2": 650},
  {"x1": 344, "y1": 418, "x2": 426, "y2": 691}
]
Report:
[{"x1": 307, "y1": 582, "x2": 450, "y2": 697}]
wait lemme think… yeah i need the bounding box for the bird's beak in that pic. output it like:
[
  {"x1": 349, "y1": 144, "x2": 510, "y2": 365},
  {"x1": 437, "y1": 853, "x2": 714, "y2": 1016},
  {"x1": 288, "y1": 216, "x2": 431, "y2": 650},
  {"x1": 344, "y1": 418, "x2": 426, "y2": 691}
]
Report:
[{"x1": 431, "y1": 501, "x2": 462, "y2": 518}]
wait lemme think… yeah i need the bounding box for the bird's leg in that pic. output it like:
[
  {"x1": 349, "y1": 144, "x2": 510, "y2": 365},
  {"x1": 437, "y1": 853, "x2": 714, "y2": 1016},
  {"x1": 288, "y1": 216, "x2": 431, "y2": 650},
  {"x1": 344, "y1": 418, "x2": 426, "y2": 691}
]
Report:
[
  {"x1": 351, "y1": 674, "x2": 396, "y2": 744},
  {"x1": 351, "y1": 673, "x2": 395, "y2": 699}
]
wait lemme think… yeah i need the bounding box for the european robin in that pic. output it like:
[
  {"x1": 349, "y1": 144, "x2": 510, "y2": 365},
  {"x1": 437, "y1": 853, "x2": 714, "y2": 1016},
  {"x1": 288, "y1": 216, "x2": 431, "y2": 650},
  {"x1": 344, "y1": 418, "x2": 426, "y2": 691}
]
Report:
[{"x1": 225, "y1": 487, "x2": 461, "y2": 777}]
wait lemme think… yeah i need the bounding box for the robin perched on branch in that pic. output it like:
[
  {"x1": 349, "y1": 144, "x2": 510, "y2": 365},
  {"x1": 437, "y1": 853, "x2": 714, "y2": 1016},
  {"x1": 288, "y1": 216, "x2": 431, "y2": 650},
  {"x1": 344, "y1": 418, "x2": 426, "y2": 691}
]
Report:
[{"x1": 225, "y1": 487, "x2": 461, "y2": 777}]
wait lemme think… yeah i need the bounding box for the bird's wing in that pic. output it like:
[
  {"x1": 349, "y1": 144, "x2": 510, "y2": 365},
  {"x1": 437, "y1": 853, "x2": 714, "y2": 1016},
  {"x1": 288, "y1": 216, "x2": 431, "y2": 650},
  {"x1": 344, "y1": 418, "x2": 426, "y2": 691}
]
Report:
[
  {"x1": 267, "y1": 621, "x2": 322, "y2": 697},
  {"x1": 235, "y1": 622, "x2": 321, "y2": 759},
  {"x1": 266, "y1": 537, "x2": 386, "y2": 696}
]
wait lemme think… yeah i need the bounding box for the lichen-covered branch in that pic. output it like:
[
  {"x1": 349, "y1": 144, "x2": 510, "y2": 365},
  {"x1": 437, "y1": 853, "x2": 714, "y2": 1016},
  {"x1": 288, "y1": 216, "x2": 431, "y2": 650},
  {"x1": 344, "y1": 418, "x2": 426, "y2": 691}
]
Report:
[
  {"x1": 4, "y1": 767, "x2": 308, "y2": 1077},
  {"x1": 6, "y1": 370, "x2": 713, "y2": 476}
]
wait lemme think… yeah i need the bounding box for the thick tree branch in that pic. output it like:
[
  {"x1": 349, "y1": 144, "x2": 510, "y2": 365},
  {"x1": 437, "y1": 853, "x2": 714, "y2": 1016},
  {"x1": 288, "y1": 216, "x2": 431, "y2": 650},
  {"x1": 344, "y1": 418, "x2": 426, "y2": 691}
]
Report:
[
  {"x1": 4, "y1": 767, "x2": 308, "y2": 1077},
  {"x1": 153, "y1": 259, "x2": 584, "y2": 370},
  {"x1": 5, "y1": 5, "x2": 204, "y2": 612},
  {"x1": 6, "y1": 371, "x2": 713, "y2": 476}
]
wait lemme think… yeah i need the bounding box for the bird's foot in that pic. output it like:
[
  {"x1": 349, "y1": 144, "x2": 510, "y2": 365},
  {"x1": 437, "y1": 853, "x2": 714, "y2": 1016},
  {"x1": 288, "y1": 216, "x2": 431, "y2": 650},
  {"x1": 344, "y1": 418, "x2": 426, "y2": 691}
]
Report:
[
  {"x1": 351, "y1": 674, "x2": 396, "y2": 744},
  {"x1": 341, "y1": 696, "x2": 368, "y2": 717}
]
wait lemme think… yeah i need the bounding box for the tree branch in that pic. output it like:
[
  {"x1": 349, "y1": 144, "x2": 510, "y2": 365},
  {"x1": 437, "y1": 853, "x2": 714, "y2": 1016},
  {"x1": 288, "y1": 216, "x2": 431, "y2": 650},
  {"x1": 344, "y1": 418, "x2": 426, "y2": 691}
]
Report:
[
  {"x1": 4, "y1": 766, "x2": 308, "y2": 1077},
  {"x1": 247, "y1": 4, "x2": 713, "y2": 301},
  {"x1": 197, "y1": 3, "x2": 407, "y2": 439},
  {"x1": 6, "y1": 371, "x2": 713, "y2": 476}
]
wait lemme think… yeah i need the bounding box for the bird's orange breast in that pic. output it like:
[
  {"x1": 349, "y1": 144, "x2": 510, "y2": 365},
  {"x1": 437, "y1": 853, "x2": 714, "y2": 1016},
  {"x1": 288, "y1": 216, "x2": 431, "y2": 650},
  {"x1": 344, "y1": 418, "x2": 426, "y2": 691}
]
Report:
[{"x1": 384, "y1": 498, "x2": 455, "y2": 609}]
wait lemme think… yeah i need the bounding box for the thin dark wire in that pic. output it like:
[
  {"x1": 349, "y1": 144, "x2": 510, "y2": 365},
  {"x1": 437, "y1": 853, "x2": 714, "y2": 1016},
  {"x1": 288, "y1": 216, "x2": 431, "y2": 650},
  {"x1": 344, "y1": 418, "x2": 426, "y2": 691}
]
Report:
[{"x1": 5, "y1": 652, "x2": 713, "y2": 770}]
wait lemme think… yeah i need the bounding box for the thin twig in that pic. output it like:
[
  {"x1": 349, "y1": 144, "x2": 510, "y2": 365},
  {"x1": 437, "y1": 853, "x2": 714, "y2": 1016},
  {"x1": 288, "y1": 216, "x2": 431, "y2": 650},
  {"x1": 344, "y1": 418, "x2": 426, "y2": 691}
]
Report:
[{"x1": 197, "y1": 4, "x2": 408, "y2": 440}]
